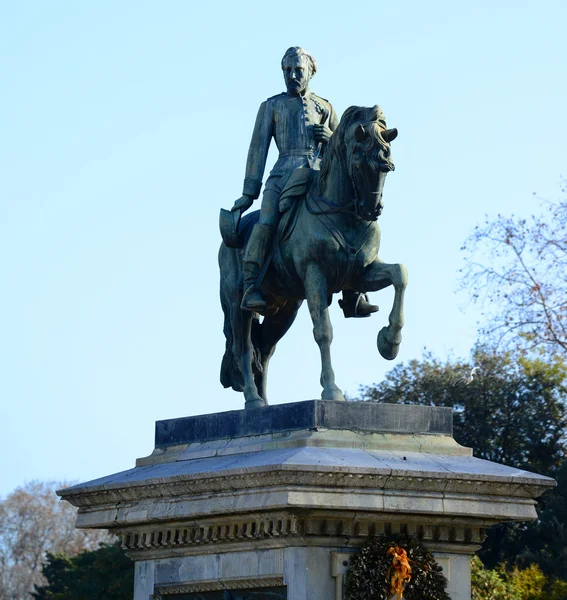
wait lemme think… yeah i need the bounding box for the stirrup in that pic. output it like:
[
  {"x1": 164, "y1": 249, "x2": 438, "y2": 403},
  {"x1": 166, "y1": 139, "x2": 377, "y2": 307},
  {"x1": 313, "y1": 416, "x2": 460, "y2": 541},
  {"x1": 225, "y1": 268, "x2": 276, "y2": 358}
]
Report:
[
  {"x1": 339, "y1": 293, "x2": 379, "y2": 318},
  {"x1": 241, "y1": 286, "x2": 267, "y2": 313}
]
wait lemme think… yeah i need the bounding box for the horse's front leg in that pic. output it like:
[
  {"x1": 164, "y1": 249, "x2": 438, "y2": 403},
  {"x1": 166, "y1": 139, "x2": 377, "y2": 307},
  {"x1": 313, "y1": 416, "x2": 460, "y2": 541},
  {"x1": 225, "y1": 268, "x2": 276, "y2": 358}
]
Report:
[
  {"x1": 363, "y1": 260, "x2": 408, "y2": 360},
  {"x1": 304, "y1": 264, "x2": 344, "y2": 401}
]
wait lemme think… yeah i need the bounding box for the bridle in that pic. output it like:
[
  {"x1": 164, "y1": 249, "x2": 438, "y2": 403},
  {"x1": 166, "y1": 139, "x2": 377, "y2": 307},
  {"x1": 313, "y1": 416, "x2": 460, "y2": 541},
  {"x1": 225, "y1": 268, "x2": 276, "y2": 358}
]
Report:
[{"x1": 306, "y1": 138, "x2": 391, "y2": 220}]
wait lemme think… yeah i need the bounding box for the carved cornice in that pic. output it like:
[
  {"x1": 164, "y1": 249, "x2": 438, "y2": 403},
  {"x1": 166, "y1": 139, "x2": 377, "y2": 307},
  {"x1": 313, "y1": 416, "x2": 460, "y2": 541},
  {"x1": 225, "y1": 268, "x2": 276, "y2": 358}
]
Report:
[
  {"x1": 154, "y1": 576, "x2": 284, "y2": 596},
  {"x1": 122, "y1": 514, "x2": 301, "y2": 552},
  {"x1": 62, "y1": 468, "x2": 550, "y2": 508},
  {"x1": 120, "y1": 513, "x2": 486, "y2": 556}
]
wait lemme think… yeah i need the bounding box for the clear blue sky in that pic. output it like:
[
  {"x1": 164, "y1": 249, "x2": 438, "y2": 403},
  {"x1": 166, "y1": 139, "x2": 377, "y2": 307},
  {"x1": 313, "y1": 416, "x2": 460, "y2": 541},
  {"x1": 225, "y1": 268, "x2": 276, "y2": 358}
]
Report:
[{"x1": 1, "y1": 1, "x2": 565, "y2": 497}]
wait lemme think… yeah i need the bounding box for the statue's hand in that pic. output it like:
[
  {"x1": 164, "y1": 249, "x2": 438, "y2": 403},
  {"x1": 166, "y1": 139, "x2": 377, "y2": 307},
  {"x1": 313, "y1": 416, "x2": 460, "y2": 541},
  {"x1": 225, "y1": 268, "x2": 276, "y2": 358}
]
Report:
[
  {"x1": 231, "y1": 195, "x2": 254, "y2": 213},
  {"x1": 313, "y1": 124, "x2": 333, "y2": 144}
]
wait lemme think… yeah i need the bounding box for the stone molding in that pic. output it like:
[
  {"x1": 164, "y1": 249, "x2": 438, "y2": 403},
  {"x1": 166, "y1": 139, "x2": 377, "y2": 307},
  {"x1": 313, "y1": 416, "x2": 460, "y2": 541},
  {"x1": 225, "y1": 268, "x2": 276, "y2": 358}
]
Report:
[
  {"x1": 120, "y1": 512, "x2": 486, "y2": 556},
  {"x1": 154, "y1": 576, "x2": 284, "y2": 596},
  {"x1": 137, "y1": 429, "x2": 471, "y2": 467},
  {"x1": 62, "y1": 468, "x2": 549, "y2": 510}
]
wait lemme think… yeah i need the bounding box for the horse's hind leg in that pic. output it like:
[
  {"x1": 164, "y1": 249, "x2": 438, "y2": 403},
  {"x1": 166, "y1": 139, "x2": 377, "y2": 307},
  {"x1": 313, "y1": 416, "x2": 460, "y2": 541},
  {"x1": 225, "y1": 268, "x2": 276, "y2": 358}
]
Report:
[
  {"x1": 239, "y1": 310, "x2": 265, "y2": 409},
  {"x1": 255, "y1": 299, "x2": 303, "y2": 402},
  {"x1": 363, "y1": 260, "x2": 408, "y2": 360},
  {"x1": 304, "y1": 264, "x2": 344, "y2": 401}
]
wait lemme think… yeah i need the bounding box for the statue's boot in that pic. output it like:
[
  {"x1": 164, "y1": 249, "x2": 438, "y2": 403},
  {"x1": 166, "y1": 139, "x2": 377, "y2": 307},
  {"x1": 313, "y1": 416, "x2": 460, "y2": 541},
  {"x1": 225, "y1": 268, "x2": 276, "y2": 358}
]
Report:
[
  {"x1": 241, "y1": 223, "x2": 275, "y2": 312},
  {"x1": 339, "y1": 290, "x2": 379, "y2": 318}
]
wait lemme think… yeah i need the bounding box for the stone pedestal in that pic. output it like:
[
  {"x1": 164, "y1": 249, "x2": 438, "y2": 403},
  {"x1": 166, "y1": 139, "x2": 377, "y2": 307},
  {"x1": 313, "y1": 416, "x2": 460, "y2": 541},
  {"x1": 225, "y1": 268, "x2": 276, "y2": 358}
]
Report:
[{"x1": 59, "y1": 400, "x2": 554, "y2": 600}]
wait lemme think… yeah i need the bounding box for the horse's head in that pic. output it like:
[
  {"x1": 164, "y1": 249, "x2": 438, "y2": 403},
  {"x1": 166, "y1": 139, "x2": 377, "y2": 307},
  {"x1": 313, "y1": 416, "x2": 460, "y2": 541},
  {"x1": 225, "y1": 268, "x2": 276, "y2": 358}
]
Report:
[{"x1": 320, "y1": 105, "x2": 397, "y2": 221}]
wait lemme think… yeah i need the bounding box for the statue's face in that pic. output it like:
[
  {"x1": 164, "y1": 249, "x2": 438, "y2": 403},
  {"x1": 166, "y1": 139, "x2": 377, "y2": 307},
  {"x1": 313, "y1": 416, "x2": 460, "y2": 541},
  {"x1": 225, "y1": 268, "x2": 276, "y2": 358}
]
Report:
[{"x1": 282, "y1": 54, "x2": 311, "y2": 96}]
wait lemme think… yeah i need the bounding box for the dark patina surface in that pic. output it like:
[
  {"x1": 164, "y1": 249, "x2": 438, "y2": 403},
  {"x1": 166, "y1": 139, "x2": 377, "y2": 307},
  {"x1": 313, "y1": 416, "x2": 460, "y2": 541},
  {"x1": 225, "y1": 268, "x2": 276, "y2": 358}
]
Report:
[{"x1": 155, "y1": 400, "x2": 452, "y2": 448}]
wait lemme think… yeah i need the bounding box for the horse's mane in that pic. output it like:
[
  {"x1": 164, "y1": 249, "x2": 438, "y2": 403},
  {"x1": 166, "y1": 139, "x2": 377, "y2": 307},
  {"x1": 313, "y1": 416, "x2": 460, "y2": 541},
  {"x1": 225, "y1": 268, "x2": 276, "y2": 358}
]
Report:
[{"x1": 319, "y1": 105, "x2": 395, "y2": 193}]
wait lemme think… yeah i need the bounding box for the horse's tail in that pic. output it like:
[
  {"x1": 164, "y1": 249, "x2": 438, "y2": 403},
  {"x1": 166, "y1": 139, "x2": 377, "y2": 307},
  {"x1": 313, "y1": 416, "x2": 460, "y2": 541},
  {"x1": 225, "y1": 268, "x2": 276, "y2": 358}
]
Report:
[
  {"x1": 219, "y1": 210, "x2": 264, "y2": 393},
  {"x1": 220, "y1": 283, "x2": 264, "y2": 391},
  {"x1": 219, "y1": 250, "x2": 244, "y2": 392}
]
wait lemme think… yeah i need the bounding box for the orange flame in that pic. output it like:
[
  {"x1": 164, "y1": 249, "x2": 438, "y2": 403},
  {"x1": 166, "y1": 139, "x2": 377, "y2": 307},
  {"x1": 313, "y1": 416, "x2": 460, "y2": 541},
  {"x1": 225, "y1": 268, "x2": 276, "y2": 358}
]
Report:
[{"x1": 386, "y1": 545, "x2": 412, "y2": 598}]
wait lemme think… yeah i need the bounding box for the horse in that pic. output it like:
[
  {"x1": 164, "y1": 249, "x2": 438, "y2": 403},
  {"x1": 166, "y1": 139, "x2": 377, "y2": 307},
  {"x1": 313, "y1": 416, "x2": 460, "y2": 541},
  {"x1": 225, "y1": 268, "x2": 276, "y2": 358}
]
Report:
[{"x1": 219, "y1": 105, "x2": 408, "y2": 409}]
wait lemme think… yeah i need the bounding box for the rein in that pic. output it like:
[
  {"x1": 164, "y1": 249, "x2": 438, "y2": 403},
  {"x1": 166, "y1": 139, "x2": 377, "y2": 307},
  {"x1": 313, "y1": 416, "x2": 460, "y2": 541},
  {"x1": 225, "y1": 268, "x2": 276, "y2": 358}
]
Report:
[
  {"x1": 305, "y1": 192, "x2": 356, "y2": 216},
  {"x1": 307, "y1": 144, "x2": 361, "y2": 217},
  {"x1": 306, "y1": 189, "x2": 374, "y2": 261},
  {"x1": 304, "y1": 190, "x2": 374, "y2": 291},
  {"x1": 301, "y1": 144, "x2": 380, "y2": 289}
]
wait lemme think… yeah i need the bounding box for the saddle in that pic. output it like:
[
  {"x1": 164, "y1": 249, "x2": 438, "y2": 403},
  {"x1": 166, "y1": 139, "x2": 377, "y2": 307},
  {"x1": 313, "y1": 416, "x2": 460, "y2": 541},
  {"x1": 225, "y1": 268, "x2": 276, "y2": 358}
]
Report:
[
  {"x1": 277, "y1": 167, "x2": 312, "y2": 243},
  {"x1": 278, "y1": 167, "x2": 312, "y2": 216},
  {"x1": 219, "y1": 167, "x2": 311, "y2": 250}
]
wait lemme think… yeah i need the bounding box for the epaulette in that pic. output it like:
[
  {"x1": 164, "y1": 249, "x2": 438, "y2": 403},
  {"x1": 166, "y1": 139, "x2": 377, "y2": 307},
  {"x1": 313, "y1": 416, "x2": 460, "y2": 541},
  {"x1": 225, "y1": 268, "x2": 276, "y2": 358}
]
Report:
[
  {"x1": 266, "y1": 92, "x2": 287, "y2": 102},
  {"x1": 312, "y1": 93, "x2": 331, "y2": 105}
]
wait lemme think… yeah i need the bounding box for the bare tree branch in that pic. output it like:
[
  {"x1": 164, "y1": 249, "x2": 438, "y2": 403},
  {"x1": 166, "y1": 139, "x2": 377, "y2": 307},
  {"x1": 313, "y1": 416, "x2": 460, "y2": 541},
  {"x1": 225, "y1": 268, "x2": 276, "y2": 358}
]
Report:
[
  {"x1": 460, "y1": 188, "x2": 567, "y2": 356},
  {"x1": 0, "y1": 481, "x2": 113, "y2": 600}
]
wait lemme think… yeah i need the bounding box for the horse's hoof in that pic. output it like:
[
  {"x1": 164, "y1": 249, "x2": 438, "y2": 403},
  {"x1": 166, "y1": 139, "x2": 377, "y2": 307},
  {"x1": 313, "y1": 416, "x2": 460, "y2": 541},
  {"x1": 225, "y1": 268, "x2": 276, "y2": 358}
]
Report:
[
  {"x1": 245, "y1": 395, "x2": 267, "y2": 410},
  {"x1": 378, "y1": 326, "x2": 401, "y2": 360},
  {"x1": 321, "y1": 387, "x2": 345, "y2": 401}
]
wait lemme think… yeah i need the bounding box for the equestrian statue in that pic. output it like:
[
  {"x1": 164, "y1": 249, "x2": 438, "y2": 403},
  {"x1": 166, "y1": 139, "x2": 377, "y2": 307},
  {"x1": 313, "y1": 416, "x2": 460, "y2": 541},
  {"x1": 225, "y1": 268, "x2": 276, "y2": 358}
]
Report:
[{"x1": 219, "y1": 47, "x2": 407, "y2": 409}]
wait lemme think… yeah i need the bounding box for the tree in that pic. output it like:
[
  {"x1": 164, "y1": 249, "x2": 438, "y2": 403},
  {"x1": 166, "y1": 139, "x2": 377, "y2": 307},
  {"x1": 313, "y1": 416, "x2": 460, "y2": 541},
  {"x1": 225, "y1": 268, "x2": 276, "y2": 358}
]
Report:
[
  {"x1": 514, "y1": 459, "x2": 567, "y2": 581},
  {"x1": 32, "y1": 543, "x2": 134, "y2": 600},
  {"x1": 355, "y1": 347, "x2": 567, "y2": 573},
  {"x1": 471, "y1": 555, "x2": 567, "y2": 600},
  {"x1": 471, "y1": 557, "x2": 555, "y2": 600},
  {"x1": 461, "y1": 184, "x2": 567, "y2": 357},
  {"x1": 0, "y1": 481, "x2": 113, "y2": 600},
  {"x1": 471, "y1": 556, "x2": 516, "y2": 600},
  {"x1": 357, "y1": 347, "x2": 567, "y2": 476}
]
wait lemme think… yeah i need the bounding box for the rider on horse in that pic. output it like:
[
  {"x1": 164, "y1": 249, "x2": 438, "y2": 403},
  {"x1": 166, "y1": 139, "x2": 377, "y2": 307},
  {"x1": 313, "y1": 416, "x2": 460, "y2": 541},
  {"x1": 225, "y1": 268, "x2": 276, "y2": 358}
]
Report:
[{"x1": 231, "y1": 46, "x2": 378, "y2": 318}]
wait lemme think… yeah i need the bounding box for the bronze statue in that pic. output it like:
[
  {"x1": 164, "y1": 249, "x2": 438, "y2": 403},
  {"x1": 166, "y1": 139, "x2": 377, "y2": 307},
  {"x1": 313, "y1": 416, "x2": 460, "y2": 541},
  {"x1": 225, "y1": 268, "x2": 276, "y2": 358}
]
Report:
[
  {"x1": 226, "y1": 47, "x2": 378, "y2": 318},
  {"x1": 219, "y1": 97, "x2": 407, "y2": 408}
]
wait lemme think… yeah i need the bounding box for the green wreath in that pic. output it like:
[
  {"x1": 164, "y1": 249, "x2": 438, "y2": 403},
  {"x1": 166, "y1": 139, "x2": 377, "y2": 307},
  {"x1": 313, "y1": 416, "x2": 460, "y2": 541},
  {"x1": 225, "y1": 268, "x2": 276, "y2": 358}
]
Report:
[{"x1": 344, "y1": 533, "x2": 451, "y2": 600}]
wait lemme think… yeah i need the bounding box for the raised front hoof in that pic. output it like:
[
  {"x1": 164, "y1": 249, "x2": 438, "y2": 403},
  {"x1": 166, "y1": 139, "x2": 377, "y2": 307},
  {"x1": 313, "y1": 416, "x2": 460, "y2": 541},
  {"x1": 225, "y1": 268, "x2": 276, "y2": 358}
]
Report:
[
  {"x1": 321, "y1": 387, "x2": 345, "y2": 401},
  {"x1": 378, "y1": 326, "x2": 401, "y2": 360},
  {"x1": 245, "y1": 395, "x2": 267, "y2": 410}
]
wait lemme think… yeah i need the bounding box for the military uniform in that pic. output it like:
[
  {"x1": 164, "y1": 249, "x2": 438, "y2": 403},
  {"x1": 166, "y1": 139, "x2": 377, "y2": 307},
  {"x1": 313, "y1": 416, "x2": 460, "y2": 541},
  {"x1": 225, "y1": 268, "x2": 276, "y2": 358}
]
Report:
[{"x1": 242, "y1": 91, "x2": 338, "y2": 226}]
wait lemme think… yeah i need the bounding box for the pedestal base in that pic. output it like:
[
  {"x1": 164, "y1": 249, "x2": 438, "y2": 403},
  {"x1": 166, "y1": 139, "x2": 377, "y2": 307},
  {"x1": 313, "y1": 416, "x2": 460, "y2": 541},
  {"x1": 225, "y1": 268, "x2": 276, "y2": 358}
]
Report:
[
  {"x1": 59, "y1": 401, "x2": 554, "y2": 600},
  {"x1": 133, "y1": 541, "x2": 471, "y2": 600}
]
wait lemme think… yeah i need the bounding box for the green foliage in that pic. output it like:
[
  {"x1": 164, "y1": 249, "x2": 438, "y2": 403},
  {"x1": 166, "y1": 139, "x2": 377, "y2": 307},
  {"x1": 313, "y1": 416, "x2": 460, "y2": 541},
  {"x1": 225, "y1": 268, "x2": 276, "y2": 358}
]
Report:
[
  {"x1": 355, "y1": 347, "x2": 567, "y2": 577},
  {"x1": 358, "y1": 347, "x2": 567, "y2": 476},
  {"x1": 32, "y1": 543, "x2": 134, "y2": 600},
  {"x1": 512, "y1": 459, "x2": 567, "y2": 580},
  {"x1": 471, "y1": 556, "x2": 567, "y2": 600},
  {"x1": 344, "y1": 534, "x2": 450, "y2": 600},
  {"x1": 471, "y1": 556, "x2": 515, "y2": 600},
  {"x1": 509, "y1": 564, "x2": 547, "y2": 599},
  {"x1": 548, "y1": 579, "x2": 567, "y2": 600}
]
